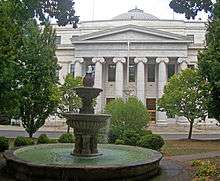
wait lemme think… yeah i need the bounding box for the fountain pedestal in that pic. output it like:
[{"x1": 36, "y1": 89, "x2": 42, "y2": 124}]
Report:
[{"x1": 64, "y1": 76, "x2": 110, "y2": 157}]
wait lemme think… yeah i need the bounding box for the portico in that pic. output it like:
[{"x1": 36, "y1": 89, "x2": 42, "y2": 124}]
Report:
[{"x1": 55, "y1": 8, "x2": 206, "y2": 124}]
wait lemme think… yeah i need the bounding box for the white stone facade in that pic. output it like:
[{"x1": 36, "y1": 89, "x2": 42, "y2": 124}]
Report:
[{"x1": 54, "y1": 8, "x2": 208, "y2": 124}]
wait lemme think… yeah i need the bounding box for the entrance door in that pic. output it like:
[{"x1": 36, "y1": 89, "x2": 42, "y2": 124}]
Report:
[{"x1": 146, "y1": 99, "x2": 156, "y2": 123}]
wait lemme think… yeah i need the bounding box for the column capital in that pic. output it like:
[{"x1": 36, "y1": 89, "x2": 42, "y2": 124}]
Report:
[
  {"x1": 74, "y1": 57, "x2": 84, "y2": 64},
  {"x1": 156, "y1": 57, "x2": 169, "y2": 64},
  {"x1": 92, "y1": 57, "x2": 105, "y2": 64},
  {"x1": 113, "y1": 57, "x2": 126, "y2": 64},
  {"x1": 177, "y1": 57, "x2": 188, "y2": 64},
  {"x1": 134, "y1": 57, "x2": 148, "y2": 64}
]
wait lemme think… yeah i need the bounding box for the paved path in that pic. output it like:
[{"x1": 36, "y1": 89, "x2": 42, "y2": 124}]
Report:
[
  {"x1": 0, "y1": 129, "x2": 219, "y2": 140},
  {"x1": 160, "y1": 133, "x2": 220, "y2": 140},
  {"x1": 169, "y1": 151, "x2": 220, "y2": 162}
]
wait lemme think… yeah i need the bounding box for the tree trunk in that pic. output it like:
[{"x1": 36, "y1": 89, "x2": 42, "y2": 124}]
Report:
[
  {"x1": 67, "y1": 125, "x2": 70, "y2": 133},
  {"x1": 188, "y1": 121, "x2": 193, "y2": 139},
  {"x1": 29, "y1": 132, "x2": 33, "y2": 138}
]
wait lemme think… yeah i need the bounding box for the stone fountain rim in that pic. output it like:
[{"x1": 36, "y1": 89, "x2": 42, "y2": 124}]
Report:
[{"x1": 4, "y1": 144, "x2": 162, "y2": 169}]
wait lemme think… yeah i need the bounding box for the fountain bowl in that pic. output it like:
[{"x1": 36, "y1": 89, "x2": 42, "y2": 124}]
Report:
[
  {"x1": 4, "y1": 144, "x2": 162, "y2": 181},
  {"x1": 75, "y1": 87, "x2": 103, "y2": 99},
  {"x1": 64, "y1": 113, "x2": 110, "y2": 131}
]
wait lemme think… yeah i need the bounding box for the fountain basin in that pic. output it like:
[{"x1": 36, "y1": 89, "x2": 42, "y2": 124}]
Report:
[
  {"x1": 64, "y1": 113, "x2": 110, "y2": 131},
  {"x1": 4, "y1": 144, "x2": 162, "y2": 181},
  {"x1": 75, "y1": 87, "x2": 103, "y2": 99}
]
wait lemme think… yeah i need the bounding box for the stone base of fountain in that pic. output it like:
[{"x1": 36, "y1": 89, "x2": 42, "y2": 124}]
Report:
[{"x1": 4, "y1": 144, "x2": 162, "y2": 181}]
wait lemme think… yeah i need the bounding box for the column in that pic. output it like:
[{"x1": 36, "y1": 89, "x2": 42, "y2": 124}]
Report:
[
  {"x1": 59, "y1": 62, "x2": 70, "y2": 84},
  {"x1": 134, "y1": 57, "x2": 148, "y2": 105},
  {"x1": 156, "y1": 57, "x2": 169, "y2": 124},
  {"x1": 74, "y1": 58, "x2": 84, "y2": 77},
  {"x1": 178, "y1": 57, "x2": 188, "y2": 71},
  {"x1": 92, "y1": 57, "x2": 105, "y2": 113},
  {"x1": 113, "y1": 57, "x2": 126, "y2": 97}
]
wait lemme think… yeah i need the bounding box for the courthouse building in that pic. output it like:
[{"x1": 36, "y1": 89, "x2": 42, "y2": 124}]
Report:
[{"x1": 54, "y1": 8, "x2": 208, "y2": 125}]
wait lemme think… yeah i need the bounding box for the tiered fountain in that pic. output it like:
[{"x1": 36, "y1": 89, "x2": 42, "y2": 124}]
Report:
[{"x1": 4, "y1": 72, "x2": 162, "y2": 181}]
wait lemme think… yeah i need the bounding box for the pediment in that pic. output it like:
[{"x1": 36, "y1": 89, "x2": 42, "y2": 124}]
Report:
[{"x1": 73, "y1": 25, "x2": 192, "y2": 43}]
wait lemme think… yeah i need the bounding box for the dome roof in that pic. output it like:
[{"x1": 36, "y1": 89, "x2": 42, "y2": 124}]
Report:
[{"x1": 113, "y1": 8, "x2": 159, "y2": 21}]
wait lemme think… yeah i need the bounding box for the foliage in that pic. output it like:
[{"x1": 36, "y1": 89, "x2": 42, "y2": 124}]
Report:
[
  {"x1": 37, "y1": 134, "x2": 50, "y2": 144},
  {"x1": 169, "y1": 1, "x2": 220, "y2": 122},
  {"x1": 158, "y1": 69, "x2": 210, "y2": 139},
  {"x1": 115, "y1": 139, "x2": 125, "y2": 145},
  {"x1": 58, "y1": 133, "x2": 74, "y2": 143},
  {"x1": 14, "y1": 136, "x2": 34, "y2": 147},
  {"x1": 59, "y1": 74, "x2": 82, "y2": 113},
  {"x1": 0, "y1": 136, "x2": 9, "y2": 152},
  {"x1": 0, "y1": 1, "x2": 22, "y2": 120},
  {"x1": 137, "y1": 134, "x2": 164, "y2": 151},
  {"x1": 122, "y1": 130, "x2": 142, "y2": 146},
  {"x1": 59, "y1": 74, "x2": 82, "y2": 132},
  {"x1": 0, "y1": 0, "x2": 78, "y2": 26},
  {"x1": 106, "y1": 97, "x2": 149, "y2": 132},
  {"x1": 169, "y1": 0, "x2": 213, "y2": 19},
  {"x1": 18, "y1": 21, "x2": 60, "y2": 138},
  {"x1": 0, "y1": 0, "x2": 78, "y2": 124},
  {"x1": 192, "y1": 160, "x2": 218, "y2": 178},
  {"x1": 198, "y1": 1, "x2": 220, "y2": 122}
]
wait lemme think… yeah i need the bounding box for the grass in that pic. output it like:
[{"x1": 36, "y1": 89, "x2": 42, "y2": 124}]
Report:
[{"x1": 162, "y1": 139, "x2": 220, "y2": 156}]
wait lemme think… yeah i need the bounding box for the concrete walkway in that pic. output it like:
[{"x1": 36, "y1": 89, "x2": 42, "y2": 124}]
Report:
[{"x1": 168, "y1": 151, "x2": 220, "y2": 162}]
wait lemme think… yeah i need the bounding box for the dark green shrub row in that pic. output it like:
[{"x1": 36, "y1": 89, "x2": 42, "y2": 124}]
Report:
[
  {"x1": 0, "y1": 136, "x2": 9, "y2": 152},
  {"x1": 37, "y1": 134, "x2": 50, "y2": 144},
  {"x1": 58, "y1": 133, "x2": 74, "y2": 143},
  {"x1": 108, "y1": 129, "x2": 164, "y2": 150},
  {"x1": 137, "y1": 134, "x2": 165, "y2": 150},
  {"x1": 14, "y1": 136, "x2": 34, "y2": 147}
]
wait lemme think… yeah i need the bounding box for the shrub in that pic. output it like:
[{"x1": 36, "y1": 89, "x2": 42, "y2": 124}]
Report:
[
  {"x1": 0, "y1": 136, "x2": 9, "y2": 152},
  {"x1": 49, "y1": 139, "x2": 58, "y2": 143},
  {"x1": 58, "y1": 133, "x2": 74, "y2": 143},
  {"x1": 137, "y1": 134, "x2": 164, "y2": 150},
  {"x1": 122, "y1": 130, "x2": 141, "y2": 146},
  {"x1": 37, "y1": 134, "x2": 50, "y2": 144},
  {"x1": 106, "y1": 97, "x2": 150, "y2": 143},
  {"x1": 14, "y1": 136, "x2": 34, "y2": 147},
  {"x1": 144, "y1": 130, "x2": 152, "y2": 135},
  {"x1": 192, "y1": 160, "x2": 218, "y2": 177},
  {"x1": 115, "y1": 139, "x2": 125, "y2": 145}
]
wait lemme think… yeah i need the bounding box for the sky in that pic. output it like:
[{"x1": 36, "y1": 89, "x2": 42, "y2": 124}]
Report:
[{"x1": 74, "y1": 0, "x2": 209, "y2": 22}]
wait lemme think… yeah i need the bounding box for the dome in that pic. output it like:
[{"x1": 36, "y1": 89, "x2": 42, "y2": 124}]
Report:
[{"x1": 113, "y1": 8, "x2": 159, "y2": 20}]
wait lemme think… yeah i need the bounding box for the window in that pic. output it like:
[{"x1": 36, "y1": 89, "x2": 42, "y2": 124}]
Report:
[
  {"x1": 167, "y1": 64, "x2": 175, "y2": 79},
  {"x1": 106, "y1": 98, "x2": 115, "y2": 104},
  {"x1": 187, "y1": 34, "x2": 194, "y2": 43},
  {"x1": 70, "y1": 64, "x2": 75, "y2": 77},
  {"x1": 108, "y1": 64, "x2": 116, "y2": 82},
  {"x1": 187, "y1": 64, "x2": 195, "y2": 69},
  {"x1": 148, "y1": 64, "x2": 155, "y2": 82},
  {"x1": 55, "y1": 36, "x2": 61, "y2": 44},
  {"x1": 129, "y1": 64, "x2": 136, "y2": 82},
  {"x1": 87, "y1": 64, "x2": 95, "y2": 77}
]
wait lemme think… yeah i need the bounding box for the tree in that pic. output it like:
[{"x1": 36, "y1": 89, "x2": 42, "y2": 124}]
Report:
[
  {"x1": 158, "y1": 69, "x2": 210, "y2": 139},
  {"x1": 18, "y1": 20, "x2": 60, "y2": 137},
  {"x1": 0, "y1": 0, "x2": 79, "y2": 26},
  {"x1": 169, "y1": 0, "x2": 213, "y2": 19},
  {"x1": 59, "y1": 74, "x2": 82, "y2": 132},
  {"x1": 0, "y1": 0, "x2": 78, "y2": 123},
  {"x1": 198, "y1": 2, "x2": 220, "y2": 122},
  {"x1": 170, "y1": 0, "x2": 220, "y2": 122}
]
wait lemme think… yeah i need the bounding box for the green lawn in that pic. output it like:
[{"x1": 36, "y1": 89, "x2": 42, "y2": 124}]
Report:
[{"x1": 162, "y1": 140, "x2": 220, "y2": 156}]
